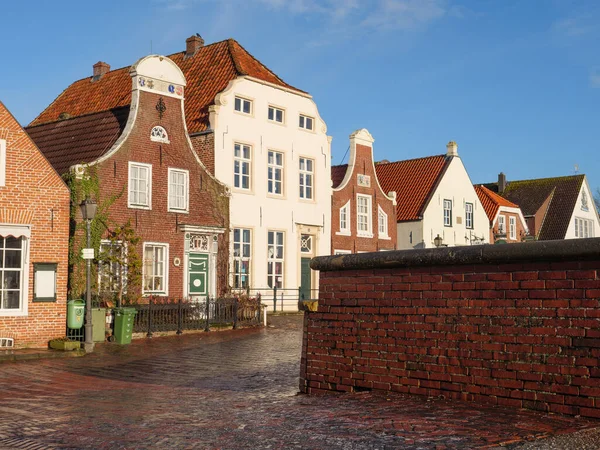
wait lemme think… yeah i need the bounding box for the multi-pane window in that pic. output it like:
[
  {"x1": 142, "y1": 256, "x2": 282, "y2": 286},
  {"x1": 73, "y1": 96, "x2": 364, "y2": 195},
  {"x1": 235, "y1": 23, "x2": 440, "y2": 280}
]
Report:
[
  {"x1": 339, "y1": 201, "x2": 350, "y2": 233},
  {"x1": 498, "y1": 215, "x2": 506, "y2": 234},
  {"x1": 143, "y1": 243, "x2": 168, "y2": 295},
  {"x1": 268, "y1": 106, "x2": 284, "y2": 123},
  {"x1": 267, "y1": 231, "x2": 284, "y2": 288},
  {"x1": 299, "y1": 114, "x2": 314, "y2": 131},
  {"x1": 234, "y1": 96, "x2": 252, "y2": 114},
  {"x1": 234, "y1": 143, "x2": 251, "y2": 190},
  {"x1": 299, "y1": 157, "x2": 314, "y2": 200},
  {"x1": 0, "y1": 236, "x2": 24, "y2": 312},
  {"x1": 575, "y1": 217, "x2": 594, "y2": 238},
  {"x1": 509, "y1": 216, "x2": 516, "y2": 240},
  {"x1": 443, "y1": 199, "x2": 452, "y2": 226},
  {"x1": 233, "y1": 228, "x2": 251, "y2": 289},
  {"x1": 98, "y1": 241, "x2": 126, "y2": 294},
  {"x1": 168, "y1": 168, "x2": 189, "y2": 212},
  {"x1": 378, "y1": 206, "x2": 388, "y2": 237},
  {"x1": 465, "y1": 203, "x2": 473, "y2": 229},
  {"x1": 128, "y1": 162, "x2": 151, "y2": 208},
  {"x1": 267, "y1": 151, "x2": 283, "y2": 195},
  {"x1": 357, "y1": 194, "x2": 372, "y2": 235}
]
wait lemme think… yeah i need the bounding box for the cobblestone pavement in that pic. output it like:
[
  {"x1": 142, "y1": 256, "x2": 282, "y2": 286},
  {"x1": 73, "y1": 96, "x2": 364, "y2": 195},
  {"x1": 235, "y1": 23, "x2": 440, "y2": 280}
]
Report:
[{"x1": 0, "y1": 314, "x2": 598, "y2": 449}]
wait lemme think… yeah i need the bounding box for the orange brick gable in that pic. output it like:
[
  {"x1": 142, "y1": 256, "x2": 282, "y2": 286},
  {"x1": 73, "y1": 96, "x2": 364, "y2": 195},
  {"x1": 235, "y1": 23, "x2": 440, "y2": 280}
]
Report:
[{"x1": 0, "y1": 101, "x2": 70, "y2": 349}]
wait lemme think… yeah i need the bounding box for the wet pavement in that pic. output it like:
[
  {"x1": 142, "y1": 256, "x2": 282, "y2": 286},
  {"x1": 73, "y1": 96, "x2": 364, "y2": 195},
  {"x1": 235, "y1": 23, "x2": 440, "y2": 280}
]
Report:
[{"x1": 0, "y1": 314, "x2": 598, "y2": 449}]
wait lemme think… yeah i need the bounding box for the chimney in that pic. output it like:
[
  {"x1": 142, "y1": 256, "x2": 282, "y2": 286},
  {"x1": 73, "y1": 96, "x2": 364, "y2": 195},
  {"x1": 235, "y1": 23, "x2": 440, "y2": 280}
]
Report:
[
  {"x1": 446, "y1": 141, "x2": 458, "y2": 157},
  {"x1": 186, "y1": 34, "x2": 204, "y2": 58},
  {"x1": 498, "y1": 172, "x2": 507, "y2": 193},
  {"x1": 92, "y1": 61, "x2": 110, "y2": 81}
]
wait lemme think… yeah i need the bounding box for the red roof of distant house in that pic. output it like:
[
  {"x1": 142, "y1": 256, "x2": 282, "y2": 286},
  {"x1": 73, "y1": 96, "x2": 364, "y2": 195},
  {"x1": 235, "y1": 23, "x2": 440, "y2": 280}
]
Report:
[
  {"x1": 331, "y1": 164, "x2": 348, "y2": 189},
  {"x1": 29, "y1": 39, "x2": 304, "y2": 133},
  {"x1": 375, "y1": 155, "x2": 450, "y2": 222},
  {"x1": 474, "y1": 184, "x2": 520, "y2": 223}
]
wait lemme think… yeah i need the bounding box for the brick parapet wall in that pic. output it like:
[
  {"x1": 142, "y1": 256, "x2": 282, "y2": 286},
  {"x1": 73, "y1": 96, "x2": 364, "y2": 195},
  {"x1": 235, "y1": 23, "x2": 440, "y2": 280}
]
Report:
[{"x1": 301, "y1": 239, "x2": 600, "y2": 418}]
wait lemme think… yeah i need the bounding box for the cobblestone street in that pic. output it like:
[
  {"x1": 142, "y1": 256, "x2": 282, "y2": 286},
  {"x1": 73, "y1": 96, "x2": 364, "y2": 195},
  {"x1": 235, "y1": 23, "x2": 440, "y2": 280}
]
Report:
[{"x1": 0, "y1": 314, "x2": 598, "y2": 449}]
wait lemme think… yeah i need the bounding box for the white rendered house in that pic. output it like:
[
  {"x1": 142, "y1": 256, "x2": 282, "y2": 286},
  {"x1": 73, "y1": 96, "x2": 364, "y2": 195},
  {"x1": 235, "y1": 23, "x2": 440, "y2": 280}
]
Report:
[{"x1": 377, "y1": 142, "x2": 489, "y2": 249}]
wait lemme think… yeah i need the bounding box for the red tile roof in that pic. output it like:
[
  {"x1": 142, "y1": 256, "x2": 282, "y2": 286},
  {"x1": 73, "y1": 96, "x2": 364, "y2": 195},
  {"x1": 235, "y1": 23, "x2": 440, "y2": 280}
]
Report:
[
  {"x1": 331, "y1": 164, "x2": 348, "y2": 189},
  {"x1": 375, "y1": 155, "x2": 450, "y2": 222},
  {"x1": 29, "y1": 39, "x2": 304, "y2": 133},
  {"x1": 474, "y1": 184, "x2": 519, "y2": 223}
]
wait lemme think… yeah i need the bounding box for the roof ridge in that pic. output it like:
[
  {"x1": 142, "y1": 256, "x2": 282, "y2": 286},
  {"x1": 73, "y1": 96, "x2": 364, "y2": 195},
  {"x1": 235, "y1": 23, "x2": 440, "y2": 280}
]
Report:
[
  {"x1": 26, "y1": 105, "x2": 130, "y2": 130},
  {"x1": 227, "y1": 38, "x2": 292, "y2": 88},
  {"x1": 508, "y1": 174, "x2": 585, "y2": 184},
  {"x1": 377, "y1": 154, "x2": 446, "y2": 166}
]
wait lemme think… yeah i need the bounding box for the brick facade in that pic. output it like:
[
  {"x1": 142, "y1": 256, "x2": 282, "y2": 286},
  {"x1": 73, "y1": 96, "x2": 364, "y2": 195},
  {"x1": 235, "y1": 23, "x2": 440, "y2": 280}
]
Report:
[
  {"x1": 490, "y1": 210, "x2": 527, "y2": 243},
  {"x1": 332, "y1": 130, "x2": 396, "y2": 254},
  {"x1": 89, "y1": 88, "x2": 229, "y2": 299},
  {"x1": 301, "y1": 240, "x2": 600, "y2": 419},
  {"x1": 0, "y1": 102, "x2": 70, "y2": 348},
  {"x1": 189, "y1": 132, "x2": 215, "y2": 176}
]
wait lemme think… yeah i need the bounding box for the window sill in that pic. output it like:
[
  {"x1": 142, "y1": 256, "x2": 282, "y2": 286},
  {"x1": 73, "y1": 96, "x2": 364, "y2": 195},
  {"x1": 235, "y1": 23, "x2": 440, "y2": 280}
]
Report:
[
  {"x1": 357, "y1": 232, "x2": 374, "y2": 239},
  {"x1": 0, "y1": 310, "x2": 28, "y2": 317},
  {"x1": 128, "y1": 204, "x2": 152, "y2": 210},
  {"x1": 335, "y1": 231, "x2": 351, "y2": 236},
  {"x1": 142, "y1": 292, "x2": 168, "y2": 297},
  {"x1": 378, "y1": 235, "x2": 391, "y2": 240},
  {"x1": 168, "y1": 208, "x2": 189, "y2": 214},
  {"x1": 232, "y1": 188, "x2": 255, "y2": 196}
]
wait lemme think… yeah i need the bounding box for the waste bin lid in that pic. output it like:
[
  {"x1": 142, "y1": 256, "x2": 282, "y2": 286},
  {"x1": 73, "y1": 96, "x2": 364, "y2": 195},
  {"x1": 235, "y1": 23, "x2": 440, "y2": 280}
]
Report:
[{"x1": 68, "y1": 299, "x2": 85, "y2": 305}]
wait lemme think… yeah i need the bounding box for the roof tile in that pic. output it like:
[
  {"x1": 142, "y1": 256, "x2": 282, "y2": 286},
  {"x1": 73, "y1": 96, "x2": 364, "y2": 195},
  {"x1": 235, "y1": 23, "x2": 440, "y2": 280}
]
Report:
[{"x1": 474, "y1": 184, "x2": 519, "y2": 222}]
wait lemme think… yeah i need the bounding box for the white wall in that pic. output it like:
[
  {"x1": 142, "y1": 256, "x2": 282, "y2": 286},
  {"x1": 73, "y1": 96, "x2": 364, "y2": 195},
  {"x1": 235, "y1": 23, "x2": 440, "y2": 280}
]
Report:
[
  {"x1": 396, "y1": 221, "x2": 424, "y2": 249},
  {"x1": 420, "y1": 157, "x2": 489, "y2": 248},
  {"x1": 565, "y1": 178, "x2": 600, "y2": 239},
  {"x1": 210, "y1": 77, "x2": 331, "y2": 302}
]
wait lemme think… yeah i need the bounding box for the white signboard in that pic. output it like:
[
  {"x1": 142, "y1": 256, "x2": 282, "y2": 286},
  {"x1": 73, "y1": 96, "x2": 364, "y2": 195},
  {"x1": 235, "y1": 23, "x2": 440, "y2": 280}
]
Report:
[{"x1": 82, "y1": 248, "x2": 95, "y2": 260}]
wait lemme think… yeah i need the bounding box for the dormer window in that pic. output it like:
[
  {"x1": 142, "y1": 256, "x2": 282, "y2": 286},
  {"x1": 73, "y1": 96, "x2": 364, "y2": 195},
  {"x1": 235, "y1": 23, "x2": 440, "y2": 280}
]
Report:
[{"x1": 150, "y1": 126, "x2": 169, "y2": 144}]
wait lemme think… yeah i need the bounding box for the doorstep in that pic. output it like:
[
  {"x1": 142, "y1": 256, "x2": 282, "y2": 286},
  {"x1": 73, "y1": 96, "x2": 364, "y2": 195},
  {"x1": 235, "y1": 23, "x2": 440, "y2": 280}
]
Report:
[{"x1": 0, "y1": 348, "x2": 85, "y2": 363}]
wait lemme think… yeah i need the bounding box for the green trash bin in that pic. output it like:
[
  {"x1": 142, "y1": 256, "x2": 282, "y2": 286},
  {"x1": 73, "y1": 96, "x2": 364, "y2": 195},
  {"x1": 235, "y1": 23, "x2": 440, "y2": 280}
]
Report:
[
  {"x1": 113, "y1": 307, "x2": 137, "y2": 345},
  {"x1": 67, "y1": 299, "x2": 85, "y2": 329},
  {"x1": 92, "y1": 308, "x2": 107, "y2": 342}
]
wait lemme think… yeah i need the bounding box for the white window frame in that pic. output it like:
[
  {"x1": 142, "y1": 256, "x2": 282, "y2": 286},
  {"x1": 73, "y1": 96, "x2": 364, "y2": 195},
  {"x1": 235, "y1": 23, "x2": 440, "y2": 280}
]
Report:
[
  {"x1": 150, "y1": 126, "x2": 169, "y2": 144},
  {"x1": 443, "y1": 199, "x2": 452, "y2": 227},
  {"x1": 299, "y1": 157, "x2": 314, "y2": 200},
  {"x1": 357, "y1": 194, "x2": 373, "y2": 237},
  {"x1": 465, "y1": 202, "x2": 473, "y2": 229},
  {"x1": 142, "y1": 243, "x2": 169, "y2": 296},
  {"x1": 575, "y1": 217, "x2": 594, "y2": 238},
  {"x1": 378, "y1": 205, "x2": 389, "y2": 238},
  {"x1": 268, "y1": 105, "x2": 285, "y2": 124},
  {"x1": 509, "y1": 216, "x2": 516, "y2": 240},
  {"x1": 299, "y1": 114, "x2": 314, "y2": 131},
  {"x1": 267, "y1": 150, "x2": 284, "y2": 196},
  {"x1": 234, "y1": 143, "x2": 252, "y2": 191},
  {"x1": 0, "y1": 139, "x2": 6, "y2": 187},
  {"x1": 98, "y1": 240, "x2": 127, "y2": 295},
  {"x1": 168, "y1": 168, "x2": 189, "y2": 213},
  {"x1": 232, "y1": 228, "x2": 252, "y2": 289},
  {"x1": 337, "y1": 200, "x2": 351, "y2": 235},
  {"x1": 498, "y1": 215, "x2": 506, "y2": 234},
  {"x1": 267, "y1": 231, "x2": 284, "y2": 289},
  {"x1": 234, "y1": 96, "x2": 252, "y2": 115},
  {"x1": 334, "y1": 249, "x2": 351, "y2": 255},
  {"x1": 0, "y1": 233, "x2": 29, "y2": 317},
  {"x1": 128, "y1": 162, "x2": 152, "y2": 209}
]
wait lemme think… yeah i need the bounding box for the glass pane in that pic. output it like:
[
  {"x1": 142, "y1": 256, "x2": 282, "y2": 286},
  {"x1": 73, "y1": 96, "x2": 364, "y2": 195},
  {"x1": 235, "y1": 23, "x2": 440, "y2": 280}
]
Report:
[
  {"x1": 277, "y1": 232, "x2": 283, "y2": 245},
  {"x1": 268, "y1": 108, "x2": 274, "y2": 120},
  {"x1": 4, "y1": 271, "x2": 19, "y2": 289},
  {"x1": 243, "y1": 229, "x2": 250, "y2": 242},
  {"x1": 276, "y1": 110, "x2": 283, "y2": 122},
  {"x1": 234, "y1": 144, "x2": 241, "y2": 157},
  {"x1": 306, "y1": 159, "x2": 313, "y2": 171},
  {"x1": 234, "y1": 228, "x2": 240, "y2": 242},
  {"x1": 276, "y1": 153, "x2": 282, "y2": 165},
  {"x1": 307, "y1": 118, "x2": 313, "y2": 130},
  {"x1": 243, "y1": 243, "x2": 250, "y2": 258},
  {"x1": 299, "y1": 116, "x2": 304, "y2": 127},
  {"x1": 243, "y1": 146, "x2": 250, "y2": 159},
  {"x1": 268, "y1": 232, "x2": 274, "y2": 245},
  {"x1": 0, "y1": 250, "x2": 3, "y2": 269},
  {"x1": 5, "y1": 237, "x2": 21, "y2": 249},
  {"x1": 243, "y1": 100, "x2": 251, "y2": 114},
  {"x1": 5, "y1": 250, "x2": 21, "y2": 269},
  {"x1": 235, "y1": 97, "x2": 241, "y2": 111},
  {"x1": 4, "y1": 291, "x2": 20, "y2": 309}
]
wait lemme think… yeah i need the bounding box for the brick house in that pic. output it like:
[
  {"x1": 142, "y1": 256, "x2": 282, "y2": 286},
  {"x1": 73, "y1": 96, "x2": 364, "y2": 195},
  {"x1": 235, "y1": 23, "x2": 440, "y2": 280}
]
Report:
[
  {"x1": 375, "y1": 141, "x2": 489, "y2": 249},
  {"x1": 27, "y1": 55, "x2": 229, "y2": 300},
  {"x1": 486, "y1": 173, "x2": 600, "y2": 240},
  {"x1": 330, "y1": 129, "x2": 396, "y2": 254},
  {"x1": 0, "y1": 101, "x2": 70, "y2": 348},
  {"x1": 27, "y1": 35, "x2": 332, "y2": 309},
  {"x1": 474, "y1": 184, "x2": 528, "y2": 243}
]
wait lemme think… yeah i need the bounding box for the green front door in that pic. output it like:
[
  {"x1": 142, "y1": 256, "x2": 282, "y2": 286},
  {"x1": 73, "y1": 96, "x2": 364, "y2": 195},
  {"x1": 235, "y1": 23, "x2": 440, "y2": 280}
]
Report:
[
  {"x1": 300, "y1": 257, "x2": 312, "y2": 301},
  {"x1": 188, "y1": 253, "x2": 209, "y2": 296}
]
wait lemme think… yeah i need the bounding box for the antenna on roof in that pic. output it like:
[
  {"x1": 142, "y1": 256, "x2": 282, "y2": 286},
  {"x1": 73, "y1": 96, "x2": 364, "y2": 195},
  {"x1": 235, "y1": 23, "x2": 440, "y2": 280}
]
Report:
[{"x1": 574, "y1": 164, "x2": 579, "y2": 174}]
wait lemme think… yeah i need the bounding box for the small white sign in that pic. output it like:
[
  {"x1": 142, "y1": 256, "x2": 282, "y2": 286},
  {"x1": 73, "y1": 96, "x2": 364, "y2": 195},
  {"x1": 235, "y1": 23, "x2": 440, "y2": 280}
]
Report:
[{"x1": 82, "y1": 248, "x2": 95, "y2": 260}]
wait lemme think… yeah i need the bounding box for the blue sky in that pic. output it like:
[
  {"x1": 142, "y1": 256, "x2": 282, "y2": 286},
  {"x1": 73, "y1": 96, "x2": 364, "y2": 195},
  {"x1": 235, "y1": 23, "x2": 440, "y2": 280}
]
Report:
[{"x1": 1, "y1": 0, "x2": 599, "y2": 191}]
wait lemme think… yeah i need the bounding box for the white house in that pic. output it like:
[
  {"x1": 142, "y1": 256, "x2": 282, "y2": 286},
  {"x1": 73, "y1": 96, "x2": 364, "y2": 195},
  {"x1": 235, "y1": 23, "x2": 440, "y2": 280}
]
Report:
[{"x1": 376, "y1": 141, "x2": 489, "y2": 249}]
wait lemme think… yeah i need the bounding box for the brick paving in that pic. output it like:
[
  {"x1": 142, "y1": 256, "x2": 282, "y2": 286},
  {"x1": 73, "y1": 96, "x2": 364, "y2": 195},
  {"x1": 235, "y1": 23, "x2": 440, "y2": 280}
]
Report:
[{"x1": 0, "y1": 314, "x2": 598, "y2": 449}]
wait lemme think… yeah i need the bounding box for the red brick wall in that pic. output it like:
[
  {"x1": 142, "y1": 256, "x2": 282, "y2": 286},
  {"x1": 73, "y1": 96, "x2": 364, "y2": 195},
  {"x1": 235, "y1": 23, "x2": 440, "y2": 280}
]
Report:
[
  {"x1": 301, "y1": 240, "x2": 600, "y2": 419},
  {"x1": 332, "y1": 143, "x2": 397, "y2": 253},
  {"x1": 190, "y1": 133, "x2": 215, "y2": 175},
  {"x1": 491, "y1": 211, "x2": 527, "y2": 243},
  {"x1": 89, "y1": 89, "x2": 229, "y2": 298},
  {"x1": 0, "y1": 102, "x2": 70, "y2": 348}
]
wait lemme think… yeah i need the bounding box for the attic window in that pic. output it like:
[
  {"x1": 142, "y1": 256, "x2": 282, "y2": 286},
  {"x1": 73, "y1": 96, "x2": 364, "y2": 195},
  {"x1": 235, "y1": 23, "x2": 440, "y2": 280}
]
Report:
[{"x1": 150, "y1": 126, "x2": 169, "y2": 144}]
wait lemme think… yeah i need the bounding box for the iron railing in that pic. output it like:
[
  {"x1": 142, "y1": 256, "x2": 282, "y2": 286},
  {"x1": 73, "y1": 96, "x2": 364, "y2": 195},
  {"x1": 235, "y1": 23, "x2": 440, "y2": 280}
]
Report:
[
  {"x1": 237, "y1": 287, "x2": 319, "y2": 312},
  {"x1": 131, "y1": 297, "x2": 264, "y2": 337}
]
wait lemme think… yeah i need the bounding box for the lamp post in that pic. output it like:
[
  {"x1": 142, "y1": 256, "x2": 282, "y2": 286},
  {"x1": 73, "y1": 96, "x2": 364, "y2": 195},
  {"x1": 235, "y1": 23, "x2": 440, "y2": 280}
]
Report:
[
  {"x1": 80, "y1": 197, "x2": 97, "y2": 353},
  {"x1": 434, "y1": 234, "x2": 443, "y2": 248}
]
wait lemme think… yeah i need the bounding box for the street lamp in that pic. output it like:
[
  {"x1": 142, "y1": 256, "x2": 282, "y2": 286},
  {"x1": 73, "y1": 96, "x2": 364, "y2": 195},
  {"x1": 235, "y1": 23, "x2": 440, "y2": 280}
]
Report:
[
  {"x1": 434, "y1": 234, "x2": 443, "y2": 248},
  {"x1": 80, "y1": 197, "x2": 97, "y2": 353}
]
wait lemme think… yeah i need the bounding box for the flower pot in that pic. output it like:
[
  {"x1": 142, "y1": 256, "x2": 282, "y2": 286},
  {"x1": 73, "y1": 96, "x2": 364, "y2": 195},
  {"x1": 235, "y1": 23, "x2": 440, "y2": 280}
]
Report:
[{"x1": 49, "y1": 339, "x2": 81, "y2": 351}]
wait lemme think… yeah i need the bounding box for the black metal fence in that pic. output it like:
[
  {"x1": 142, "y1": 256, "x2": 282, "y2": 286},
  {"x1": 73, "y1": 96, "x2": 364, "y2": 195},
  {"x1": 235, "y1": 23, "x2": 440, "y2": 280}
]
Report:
[
  {"x1": 131, "y1": 296, "x2": 264, "y2": 337},
  {"x1": 241, "y1": 287, "x2": 319, "y2": 312}
]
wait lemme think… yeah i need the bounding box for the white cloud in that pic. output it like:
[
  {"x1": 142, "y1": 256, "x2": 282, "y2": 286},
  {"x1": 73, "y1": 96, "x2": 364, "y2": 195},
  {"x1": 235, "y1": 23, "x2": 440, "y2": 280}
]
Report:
[
  {"x1": 361, "y1": 0, "x2": 446, "y2": 30},
  {"x1": 554, "y1": 15, "x2": 597, "y2": 37},
  {"x1": 590, "y1": 70, "x2": 600, "y2": 88}
]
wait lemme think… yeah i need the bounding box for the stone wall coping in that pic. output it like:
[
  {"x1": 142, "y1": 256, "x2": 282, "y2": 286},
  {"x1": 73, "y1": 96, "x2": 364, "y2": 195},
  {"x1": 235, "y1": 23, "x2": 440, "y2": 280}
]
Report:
[{"x1": 311, "y1": 238, "x2": 600, "y2": 272}]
